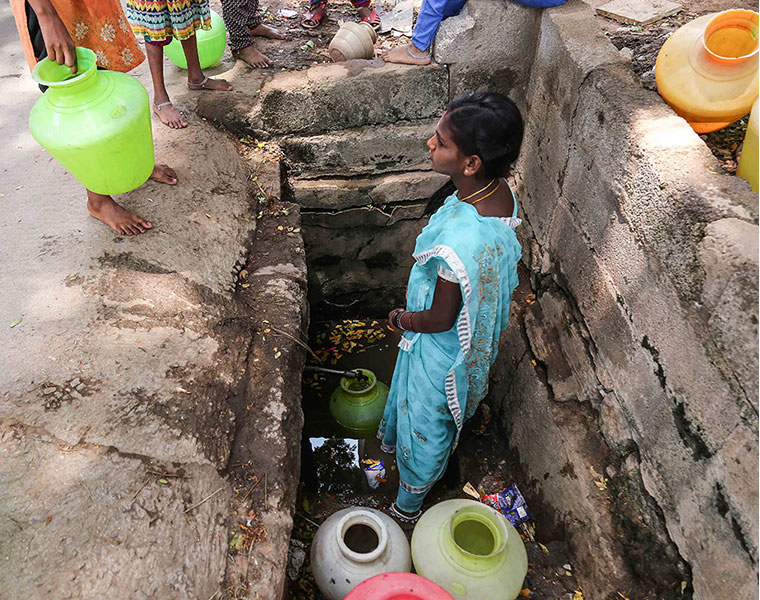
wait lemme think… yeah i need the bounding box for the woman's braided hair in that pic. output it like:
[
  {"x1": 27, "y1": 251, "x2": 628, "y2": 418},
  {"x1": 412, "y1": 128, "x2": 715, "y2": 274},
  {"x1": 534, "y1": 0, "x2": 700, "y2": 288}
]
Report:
[{"x1": 445, "y1": 91, "x2": 524, "y2": 179}]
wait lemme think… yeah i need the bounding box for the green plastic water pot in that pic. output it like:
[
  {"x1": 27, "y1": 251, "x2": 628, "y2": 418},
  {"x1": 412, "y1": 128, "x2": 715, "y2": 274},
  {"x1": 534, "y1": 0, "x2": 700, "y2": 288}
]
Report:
[
  {"x1": 411, "y1": 499, "x2": 528, "y2": 600},
  {"x1": 29, "y1": 47, "x2": 153, "y2": 195},
  {"x1": 329, "y1": 369, "x2": 389, "y2": 438},
  {"x1": 165, "y1": 10, "x2": 226, "y2": 70}
]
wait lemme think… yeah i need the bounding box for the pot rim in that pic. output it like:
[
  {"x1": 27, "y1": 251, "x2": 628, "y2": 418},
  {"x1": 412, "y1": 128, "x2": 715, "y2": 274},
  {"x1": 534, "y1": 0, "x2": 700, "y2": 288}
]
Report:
[
  {"x1": 339, "y1": 369, "x2": 377, "y2": 396},
  {"x1": 447, "y1": 503, "x2": 509, "y2": 559},
  {"x1": 32, "y1": 46, "x2": 97, "y2": 88},
  {"x1": 336, "y1": 509, "x2": 389, "y2": 563},
  {"x1": 702, "y1": 9, "x2": 759, "y2": 64}
]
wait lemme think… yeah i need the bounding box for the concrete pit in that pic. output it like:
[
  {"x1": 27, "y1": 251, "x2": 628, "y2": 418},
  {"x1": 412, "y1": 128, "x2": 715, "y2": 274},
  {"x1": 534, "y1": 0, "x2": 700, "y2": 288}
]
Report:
[{"x1": 1, "y1": 0, "x2": 756, "y2": 598}]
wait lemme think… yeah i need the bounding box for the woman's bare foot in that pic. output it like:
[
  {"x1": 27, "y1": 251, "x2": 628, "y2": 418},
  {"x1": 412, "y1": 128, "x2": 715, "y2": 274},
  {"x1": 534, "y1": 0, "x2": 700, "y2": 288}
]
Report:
[
  {"x1": 382, "y1": 42, "x2": 431, "y2": 65},
  {"x1": 187, "y1": 76, "x2": 233, "y2": 91},
  {"x1": 152, "y1": 101, "x2": 187, "y2": 129},
  {"x1": 149, "y1": 163, "x2": 178, "y2": 185},
  {"x1": 86, "y1": 191, "x2": 152, "y2": 235},
  {"x1": 250, "y1": 23, "x2": 286, "y2": 39},
  {"x1": 234, "y1": 45, "x2": 273, "y2": 68}
]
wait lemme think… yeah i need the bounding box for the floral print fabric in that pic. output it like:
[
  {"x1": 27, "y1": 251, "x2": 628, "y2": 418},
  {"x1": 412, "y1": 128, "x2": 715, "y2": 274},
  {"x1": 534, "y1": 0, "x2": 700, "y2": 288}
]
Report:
[{"x1": 11, "y1": 0, "x2": 144, "y2": 72}]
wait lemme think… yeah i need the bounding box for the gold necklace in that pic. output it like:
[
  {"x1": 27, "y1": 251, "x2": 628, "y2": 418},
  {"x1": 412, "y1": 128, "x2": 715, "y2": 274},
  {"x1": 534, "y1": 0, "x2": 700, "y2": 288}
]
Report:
[
  {"x1": 458, "y1": 179, "x2": 496, "y2": 203},
  {"x1": 470, "y1": 179, "x2": 501, "y2": 204}
]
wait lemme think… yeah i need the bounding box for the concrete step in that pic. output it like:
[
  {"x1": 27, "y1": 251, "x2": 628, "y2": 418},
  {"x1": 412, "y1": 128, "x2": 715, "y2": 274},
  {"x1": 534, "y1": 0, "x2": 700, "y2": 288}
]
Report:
[
  {"x1": 282, "y1": 120, "x2": 437, "y2": 178},
  {"x1": 261, "y1": 61, "x2": 448, "y2": 136},
  {"x1": 198, "y1": 61, "x2": 448, "y2": 138},
  {"x1": 290, "y1": 170, "x2": 449, "y2": 210}
]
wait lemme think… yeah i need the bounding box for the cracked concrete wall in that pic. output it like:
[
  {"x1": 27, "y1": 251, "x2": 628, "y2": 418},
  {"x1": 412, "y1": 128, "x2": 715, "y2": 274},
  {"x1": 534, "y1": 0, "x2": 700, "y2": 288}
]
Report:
[{"x1": 484, "y1": 1, "x2": 758, "y2": 599}]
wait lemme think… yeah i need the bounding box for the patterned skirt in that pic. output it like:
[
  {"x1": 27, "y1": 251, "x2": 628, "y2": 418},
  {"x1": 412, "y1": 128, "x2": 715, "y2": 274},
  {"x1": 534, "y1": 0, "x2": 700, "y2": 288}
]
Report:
[{"x1": 125, "y1": 0, "x2": 211, "y2": 42}]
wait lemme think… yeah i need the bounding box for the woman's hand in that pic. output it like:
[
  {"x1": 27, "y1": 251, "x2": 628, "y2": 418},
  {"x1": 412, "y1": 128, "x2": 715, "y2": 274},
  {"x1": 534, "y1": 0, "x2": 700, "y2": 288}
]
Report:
[{"x1": 29, "y1": 0, "x2": 78, "y2": 74}]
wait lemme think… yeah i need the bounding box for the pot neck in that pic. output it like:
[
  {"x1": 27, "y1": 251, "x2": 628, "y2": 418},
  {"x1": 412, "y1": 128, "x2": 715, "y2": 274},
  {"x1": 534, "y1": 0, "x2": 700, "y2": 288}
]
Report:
[
  {"x1": 339, "y1": 370, "x2": 377, "y2": 399},
  {"x1": 701, "y1": 9, "x2": 759, "y2": 66},
  {"x1": 336, "y1": 511, "x2": 388, "y2": 563},
  {"x1": 443, "y1": 505, "x2": 509, "y2": 572},
  {"x1": 33, "y1": 47, "x2": 108, "y2": 108}
]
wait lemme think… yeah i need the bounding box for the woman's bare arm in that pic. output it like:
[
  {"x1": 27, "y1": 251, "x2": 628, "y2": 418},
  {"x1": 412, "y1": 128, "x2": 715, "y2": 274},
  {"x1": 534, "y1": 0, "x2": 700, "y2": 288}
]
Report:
[
  {"x1": 390, "y1": 277, "x2": 462, "y2": 334},
  {"x1": 27, "y1": 0, "x2": 78, "y2": 73}
]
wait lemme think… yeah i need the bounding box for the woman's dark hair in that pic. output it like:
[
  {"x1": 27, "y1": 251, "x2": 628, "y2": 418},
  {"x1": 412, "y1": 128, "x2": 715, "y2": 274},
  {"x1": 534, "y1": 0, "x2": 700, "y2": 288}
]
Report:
[
  {"x1": 425, "y1": 92, "x2": 523, "y2": 215},
  {"x1": 445, "y1": 91, "x2": 524, "y2": 179}
]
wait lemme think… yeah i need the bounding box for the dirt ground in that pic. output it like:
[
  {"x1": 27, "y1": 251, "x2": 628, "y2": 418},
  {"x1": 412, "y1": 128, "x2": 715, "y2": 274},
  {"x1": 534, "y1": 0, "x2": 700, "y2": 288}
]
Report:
[
  {"x1": 252, "y1": 0, "x2": 416, "y2": 70},
  {"x1": 595, "y1": 0, "x2": 757, "y2": 175}
]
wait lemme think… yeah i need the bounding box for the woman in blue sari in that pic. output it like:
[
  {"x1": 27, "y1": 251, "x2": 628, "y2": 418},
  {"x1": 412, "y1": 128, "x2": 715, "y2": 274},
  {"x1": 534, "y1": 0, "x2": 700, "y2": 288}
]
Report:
[{"x1": 379, "y1": 92, "x2": 524, "y2": 525}]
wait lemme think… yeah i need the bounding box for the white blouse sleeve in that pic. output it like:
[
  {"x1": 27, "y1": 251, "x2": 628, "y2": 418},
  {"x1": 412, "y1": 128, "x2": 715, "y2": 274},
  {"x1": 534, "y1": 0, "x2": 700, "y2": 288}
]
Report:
[{"x1": 437, "y1": 265, "x2": 459, "y2": 283}]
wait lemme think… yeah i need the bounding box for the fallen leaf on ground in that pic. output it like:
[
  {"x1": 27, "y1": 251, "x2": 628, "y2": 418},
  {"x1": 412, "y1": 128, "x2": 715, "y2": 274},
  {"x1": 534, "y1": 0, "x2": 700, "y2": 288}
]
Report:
[{"x1": 9, "y1": 317, "x2": 22, "y2": 328}]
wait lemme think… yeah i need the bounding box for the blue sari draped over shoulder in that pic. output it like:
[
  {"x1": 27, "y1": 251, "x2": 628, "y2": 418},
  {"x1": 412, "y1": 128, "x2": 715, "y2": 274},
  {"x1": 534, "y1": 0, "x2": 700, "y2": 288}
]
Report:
[{"x1": 378, "y1": 186, "x2": 522, "y2": 512}]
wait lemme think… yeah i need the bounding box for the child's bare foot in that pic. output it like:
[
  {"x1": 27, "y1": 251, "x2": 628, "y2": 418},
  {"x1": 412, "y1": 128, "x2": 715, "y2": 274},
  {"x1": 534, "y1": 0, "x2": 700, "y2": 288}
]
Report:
[
  {"x1": 250, "y1": 23, "x2": 286, "y2": 39},
  {"x1": 187, "y1": 76, "x2": 233, "y2": 91},
  {"x1": 382, "y1": 42, "x2": 431, "y2": 65},
  {"x1": 234, "y1": 45, "x2": 273, "y2": 68},
  {"x1": 152, "y1": 101, "x2": 187, "y2": 129},
  {"x1": 87, "y1": 191, "x2": 152, "y2": 236},
  {"x1": 149, "y1": 163, "x2": 178, "y2": 185}
]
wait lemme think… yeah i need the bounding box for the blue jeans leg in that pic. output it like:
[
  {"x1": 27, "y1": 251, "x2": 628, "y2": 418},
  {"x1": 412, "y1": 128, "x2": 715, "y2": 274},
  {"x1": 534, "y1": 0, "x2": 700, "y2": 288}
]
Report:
[{"x1": 411, "y1": 0, "x2": 468, "y2": 52}]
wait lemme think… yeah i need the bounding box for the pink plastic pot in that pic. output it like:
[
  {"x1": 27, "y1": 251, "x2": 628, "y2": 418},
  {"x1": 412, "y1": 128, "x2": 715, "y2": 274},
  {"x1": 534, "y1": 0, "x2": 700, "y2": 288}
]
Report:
[{"x1": 344, "y1": 572, "x2": 456, "y2": 600}]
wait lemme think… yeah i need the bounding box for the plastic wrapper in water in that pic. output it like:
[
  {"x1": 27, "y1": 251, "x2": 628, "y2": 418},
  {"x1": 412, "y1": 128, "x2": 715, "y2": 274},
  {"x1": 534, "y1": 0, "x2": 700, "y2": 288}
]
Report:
[{"x1": 361, "y1": 459, "x2": 386, "y2": 490}]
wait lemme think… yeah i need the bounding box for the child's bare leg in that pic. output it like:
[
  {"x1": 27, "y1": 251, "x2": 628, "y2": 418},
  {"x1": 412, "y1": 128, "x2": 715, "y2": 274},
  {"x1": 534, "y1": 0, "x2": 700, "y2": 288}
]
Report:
[
  {"x1": 182, "y1": 35, "x2": 232, "y2": 90},
  {"x1": 86, "y1": 190, "x2": 152, "y2": 235},
  {"x1": 145, "y1": 42, "x2": 187, "y2": 128}
]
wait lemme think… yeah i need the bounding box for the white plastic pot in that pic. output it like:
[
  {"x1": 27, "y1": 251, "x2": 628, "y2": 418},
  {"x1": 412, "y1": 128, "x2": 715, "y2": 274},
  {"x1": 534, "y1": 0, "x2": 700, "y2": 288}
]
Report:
[{"x1": 311, "y1": 507, "x2": 411, "y2": 600}]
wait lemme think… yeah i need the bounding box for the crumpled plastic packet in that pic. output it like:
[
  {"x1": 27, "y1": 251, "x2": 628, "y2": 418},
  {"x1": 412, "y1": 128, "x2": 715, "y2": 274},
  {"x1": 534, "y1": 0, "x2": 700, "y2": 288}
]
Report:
[
  {"x1": 361, "y1": 459, "x2": 386, "y2": 490},
  {"x1": 483, "y1": 483, "x2": 532, "y2": 526}
]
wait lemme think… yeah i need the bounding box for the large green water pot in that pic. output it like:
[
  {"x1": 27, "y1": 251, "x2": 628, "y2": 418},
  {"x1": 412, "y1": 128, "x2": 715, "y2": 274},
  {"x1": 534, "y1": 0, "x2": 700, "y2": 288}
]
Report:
[
  {"x1": 329, "y1": 369, "x2": 389, "y2": 438},
  {"x1": 411, "y1": 499, "x2": 528, "y2": 600},
  {"x1": 165, "y1": 10, "x2": 226, "y2": 70},
  {"x1": 29, "y1": 47, "x2": 153, "y2": 195}
]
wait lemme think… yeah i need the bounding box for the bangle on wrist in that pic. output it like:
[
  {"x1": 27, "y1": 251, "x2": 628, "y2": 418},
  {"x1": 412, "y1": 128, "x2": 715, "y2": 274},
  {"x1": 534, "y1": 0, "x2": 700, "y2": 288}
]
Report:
[{"x1": 408, "y1": 311, "x2": 415, "y2": 332}]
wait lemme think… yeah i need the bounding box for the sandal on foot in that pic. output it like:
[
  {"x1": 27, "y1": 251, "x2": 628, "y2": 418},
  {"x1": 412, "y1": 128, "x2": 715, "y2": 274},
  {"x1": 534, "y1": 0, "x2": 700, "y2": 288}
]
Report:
[
  {"x1": 385, "y1": 502, "x2": 422, "y2": 532},
  {"x1": 361, "y1": 8, "x2": 381, "y2": 32},
  {"x1": 301, "y1": 6, "x2": 326, "y2": 28}
]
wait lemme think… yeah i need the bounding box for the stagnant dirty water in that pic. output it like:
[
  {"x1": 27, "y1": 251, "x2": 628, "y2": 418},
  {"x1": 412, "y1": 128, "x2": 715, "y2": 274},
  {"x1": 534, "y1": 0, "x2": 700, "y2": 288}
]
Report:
[{"x1": 288, "y1": 319, "x2": 584, "y2": 599}]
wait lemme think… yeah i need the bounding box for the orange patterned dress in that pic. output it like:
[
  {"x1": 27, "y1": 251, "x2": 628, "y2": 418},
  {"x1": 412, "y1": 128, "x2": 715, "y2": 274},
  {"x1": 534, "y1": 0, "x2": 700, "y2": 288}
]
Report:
[{"x1": 11, "y1": 0, "x2": 145, "y2": 73}]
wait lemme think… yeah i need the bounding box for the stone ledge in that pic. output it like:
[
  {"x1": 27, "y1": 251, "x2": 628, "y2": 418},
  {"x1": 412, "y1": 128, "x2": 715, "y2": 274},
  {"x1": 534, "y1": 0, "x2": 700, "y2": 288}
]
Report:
[
  {"x1": 281, "y1": 120, "x2": 436, "y2": 178},
  {"x1": 290, "y1": 171, "x2": 448, "y2": 211},
  {"x1": 261, "y1": 61, "x2": 449, "y2": 136}
]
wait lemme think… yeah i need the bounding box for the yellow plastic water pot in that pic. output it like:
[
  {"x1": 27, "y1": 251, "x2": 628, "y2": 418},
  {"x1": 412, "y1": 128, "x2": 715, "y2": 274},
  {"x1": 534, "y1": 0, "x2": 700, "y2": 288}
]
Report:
[
  {"x1": 29, "y1": 47, "x2": 154, "y2": 195},
  {"x1": 737, "y1": 97, "x2": 758, "y2": 192},
  {"x1": 656, "y1": 9, "x2": 759, "y2": 133}
]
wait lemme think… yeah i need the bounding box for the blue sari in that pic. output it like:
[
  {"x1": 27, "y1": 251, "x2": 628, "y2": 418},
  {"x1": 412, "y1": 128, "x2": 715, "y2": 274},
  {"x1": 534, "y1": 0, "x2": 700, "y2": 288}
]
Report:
[{"x1": 378, "y1": 186, "x2": 522, "y2": 512}]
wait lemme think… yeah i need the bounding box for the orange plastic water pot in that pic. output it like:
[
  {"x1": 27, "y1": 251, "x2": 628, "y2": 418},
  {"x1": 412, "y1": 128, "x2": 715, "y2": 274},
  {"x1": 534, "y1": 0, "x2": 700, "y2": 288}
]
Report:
[{"x1": 656, "y1": 10, "x2": 759, "y2": 133}]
